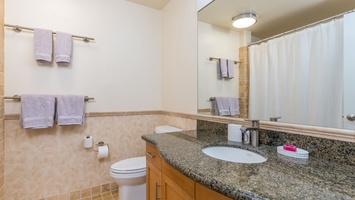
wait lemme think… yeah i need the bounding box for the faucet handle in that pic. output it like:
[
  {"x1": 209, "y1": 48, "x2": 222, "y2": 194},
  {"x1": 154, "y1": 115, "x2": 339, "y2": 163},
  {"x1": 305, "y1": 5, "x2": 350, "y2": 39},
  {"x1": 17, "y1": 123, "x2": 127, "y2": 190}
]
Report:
[{"x1": 270, "y1": 116, "x2": 282, "y2": 122}]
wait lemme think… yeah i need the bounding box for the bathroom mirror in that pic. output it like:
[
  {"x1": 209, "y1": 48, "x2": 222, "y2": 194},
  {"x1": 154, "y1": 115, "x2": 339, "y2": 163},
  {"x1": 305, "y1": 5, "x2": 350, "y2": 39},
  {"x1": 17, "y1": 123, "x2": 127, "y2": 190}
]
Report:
[{"x1": 197, "y1": 0, "x2": 355, "y2": 130}]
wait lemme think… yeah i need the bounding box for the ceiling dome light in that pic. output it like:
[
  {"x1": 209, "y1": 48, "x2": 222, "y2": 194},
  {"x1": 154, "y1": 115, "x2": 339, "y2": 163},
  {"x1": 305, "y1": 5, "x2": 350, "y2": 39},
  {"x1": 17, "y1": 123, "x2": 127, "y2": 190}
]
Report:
[{"x1": 232, "y1": 13, "x2": 257, "y2": 28}]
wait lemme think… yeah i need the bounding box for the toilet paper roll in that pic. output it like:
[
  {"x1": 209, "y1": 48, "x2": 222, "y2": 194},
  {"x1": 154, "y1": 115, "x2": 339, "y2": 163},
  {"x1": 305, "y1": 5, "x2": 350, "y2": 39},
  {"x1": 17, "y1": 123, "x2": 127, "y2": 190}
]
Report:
[
  {"x1": 84, "y1": 136, "x2": 93, "y2": 148},
  {"x1": 97, "y1": 145, "x2": 109, "y2": 159},
  {"x1": 228, "y1": 124, "x2": 242, "y2": 142}
]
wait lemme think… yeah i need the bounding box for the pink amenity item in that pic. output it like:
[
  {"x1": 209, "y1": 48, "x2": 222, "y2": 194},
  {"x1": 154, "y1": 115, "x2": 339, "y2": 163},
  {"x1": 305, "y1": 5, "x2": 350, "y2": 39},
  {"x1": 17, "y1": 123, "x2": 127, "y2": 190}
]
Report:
[{"x1": 283, "y1": 144, "x2": 297, "y2": 152}]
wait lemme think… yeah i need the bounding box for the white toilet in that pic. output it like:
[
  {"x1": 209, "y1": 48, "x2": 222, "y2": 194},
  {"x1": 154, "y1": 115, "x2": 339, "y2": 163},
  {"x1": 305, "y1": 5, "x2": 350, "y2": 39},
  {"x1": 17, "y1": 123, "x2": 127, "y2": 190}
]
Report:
[{"x1": 110, "y1": 125, "x2": 182, "y2": 200}]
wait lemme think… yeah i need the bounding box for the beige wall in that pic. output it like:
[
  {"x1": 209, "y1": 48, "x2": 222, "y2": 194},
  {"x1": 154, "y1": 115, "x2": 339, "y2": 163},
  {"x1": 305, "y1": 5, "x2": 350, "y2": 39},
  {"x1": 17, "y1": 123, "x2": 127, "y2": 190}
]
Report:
[
  {"x1": 3, "y1": 0, "x2": 200, "y2": 199},
  {"x1": 5, "y1": 0, "x2": 162, "y2": 114},
  {"x1": 161, "y1": 0, "x2": 198, "y2": 114},
  {"x1": 4, "y1": 114, "x2": 196, "y2": 199},
  {"x1": 0, "y1": 0, "x2": 4, "y2": 199}
]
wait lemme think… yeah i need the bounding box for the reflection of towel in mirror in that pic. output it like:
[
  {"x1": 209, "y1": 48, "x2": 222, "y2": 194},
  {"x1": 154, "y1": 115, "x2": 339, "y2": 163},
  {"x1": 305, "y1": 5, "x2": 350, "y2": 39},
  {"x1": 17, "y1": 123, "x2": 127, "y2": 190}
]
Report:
[
  {"x1": 214, "y1": 97, "x2": 231, "y2": 116},
  {"x1": 218, "y1": 59, "x2": 228, "y2": 78},
  {"x1": 229, "y1": 97, "x2": 240, "y2": 116},
  {"x1": 227, "y1": 59, "x2": 234, "y2": 79}
]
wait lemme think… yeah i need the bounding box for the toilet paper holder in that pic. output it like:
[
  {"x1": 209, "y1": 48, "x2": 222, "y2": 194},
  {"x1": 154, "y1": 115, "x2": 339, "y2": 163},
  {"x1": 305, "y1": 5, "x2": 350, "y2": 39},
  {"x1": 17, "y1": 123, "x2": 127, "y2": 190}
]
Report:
[{"x1": 94, "y1": 141, "x2": 109, "y2": 153}]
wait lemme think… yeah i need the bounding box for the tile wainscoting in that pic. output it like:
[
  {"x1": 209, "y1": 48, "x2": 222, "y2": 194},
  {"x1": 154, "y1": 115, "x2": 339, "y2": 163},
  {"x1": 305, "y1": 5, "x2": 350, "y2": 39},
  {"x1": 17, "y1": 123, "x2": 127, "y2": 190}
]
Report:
[
  {"x1": 39, "y1": 182, "x2": 118, "y2": 200},
  {"x1": 0, "y1": 0, "x2": 5, "y2": 199},
  {"x1": 4, "y1": 112, "x2": 196, "y2": 200}
]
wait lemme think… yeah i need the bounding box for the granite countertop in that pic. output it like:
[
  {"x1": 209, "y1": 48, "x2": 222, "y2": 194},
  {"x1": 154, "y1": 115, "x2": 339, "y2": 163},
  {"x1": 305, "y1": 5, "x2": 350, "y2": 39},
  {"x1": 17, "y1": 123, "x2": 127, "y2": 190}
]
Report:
[{"x1": 142, "y1": 131, "x2": 355, "y2": 200}]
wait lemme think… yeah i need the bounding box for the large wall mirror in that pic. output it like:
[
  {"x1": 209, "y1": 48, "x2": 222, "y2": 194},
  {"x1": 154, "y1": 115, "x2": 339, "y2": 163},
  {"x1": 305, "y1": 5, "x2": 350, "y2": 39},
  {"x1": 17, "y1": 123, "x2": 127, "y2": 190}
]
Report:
[{"x1": 198, "y1": 0, "x2": 355, "y2": 130}]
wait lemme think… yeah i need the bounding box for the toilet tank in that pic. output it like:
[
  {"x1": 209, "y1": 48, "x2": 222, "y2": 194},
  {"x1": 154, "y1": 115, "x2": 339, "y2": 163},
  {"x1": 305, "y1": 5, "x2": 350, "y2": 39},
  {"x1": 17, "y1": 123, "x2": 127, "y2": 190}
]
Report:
[{"x1": 155, "y1": 125, "x2": 182, "y2": 134}]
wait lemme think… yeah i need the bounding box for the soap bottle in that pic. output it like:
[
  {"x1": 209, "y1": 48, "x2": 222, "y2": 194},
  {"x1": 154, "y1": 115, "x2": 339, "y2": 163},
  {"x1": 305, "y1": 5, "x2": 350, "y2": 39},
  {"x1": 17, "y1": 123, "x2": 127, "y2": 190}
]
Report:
[{"x1": 243, "y1": 131, "x2": 250, "y2": 144}]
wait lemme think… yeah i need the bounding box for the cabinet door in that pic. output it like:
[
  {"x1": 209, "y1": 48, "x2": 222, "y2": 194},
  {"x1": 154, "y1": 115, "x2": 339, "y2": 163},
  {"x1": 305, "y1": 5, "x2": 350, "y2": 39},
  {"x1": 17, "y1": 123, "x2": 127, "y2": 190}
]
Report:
[
  {"x1": 161, "y1": 173, "x2": 194, "y2": 200},
  {"x1": 147, "y1": 161, "x2": 161, "y2": 200},
  {"x1": 196, "y1": 183, "x2": 233, "y2": 200}
]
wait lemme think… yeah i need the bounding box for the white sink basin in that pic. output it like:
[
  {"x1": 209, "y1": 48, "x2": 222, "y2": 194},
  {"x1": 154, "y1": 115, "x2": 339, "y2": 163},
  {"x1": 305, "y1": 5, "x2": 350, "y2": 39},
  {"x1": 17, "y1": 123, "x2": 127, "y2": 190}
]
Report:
[{"x1": 202, "y1": 146, "x2": 267, "y2": 164}]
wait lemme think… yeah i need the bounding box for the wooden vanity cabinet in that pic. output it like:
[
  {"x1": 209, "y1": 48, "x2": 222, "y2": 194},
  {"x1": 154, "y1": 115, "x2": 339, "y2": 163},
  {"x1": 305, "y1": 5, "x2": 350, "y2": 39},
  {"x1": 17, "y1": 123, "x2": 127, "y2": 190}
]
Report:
[
  {"x1": 145, "y1": 142, "x2": 232, "y2": 200},
  {"x1": 146, "y1": 143, "x2": 162, "y2": 200},
  {"x1": 196, "y1": 183, "x2": 233, "y2": 200},
  {"x1": 161, "y1": 160, "x2": 195, "y2": 200}
]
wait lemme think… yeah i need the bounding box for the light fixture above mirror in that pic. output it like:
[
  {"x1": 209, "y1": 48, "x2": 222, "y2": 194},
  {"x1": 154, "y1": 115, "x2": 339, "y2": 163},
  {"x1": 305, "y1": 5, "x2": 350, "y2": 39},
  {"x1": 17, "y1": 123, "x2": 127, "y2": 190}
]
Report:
[{"x1": 232, "y1": 13, "x2": 257, "y2": 28}]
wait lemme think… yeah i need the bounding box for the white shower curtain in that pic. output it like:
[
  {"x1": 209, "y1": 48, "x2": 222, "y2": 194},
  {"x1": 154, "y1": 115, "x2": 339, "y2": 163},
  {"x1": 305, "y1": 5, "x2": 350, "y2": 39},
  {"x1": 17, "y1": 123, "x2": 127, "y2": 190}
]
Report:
[{"x1": 249, "y1": 18, "x2": 343, "y2": 128}]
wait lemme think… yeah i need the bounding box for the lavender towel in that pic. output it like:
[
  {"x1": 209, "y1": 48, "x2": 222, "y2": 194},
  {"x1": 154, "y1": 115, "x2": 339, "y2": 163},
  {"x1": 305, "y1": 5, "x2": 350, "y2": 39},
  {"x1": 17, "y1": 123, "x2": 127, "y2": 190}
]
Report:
[
  {"x1": 214, "y1": 97, "x2": 231, "y2": 116},
  {"x1": 55, "y1": 32, "x2": 72, "y2": 64},
  {"x1": 34, "y1": 28, "x2": 53, "y2": 63},
  {"x1": 227, "y1": 59, "x2": 235, "y2": 79},
  {"x1": 228, "y1": 97, "x2": 240, "y2": 116},
  {"x1": 218, "y1": 59, "x2": 228, "y2": 78},
  {"x1": 19, "y1": 94, "x2": 56, "y2": 129},
  {"x1": 56, "y1": 95, "x2": 85, "y2": 125}
]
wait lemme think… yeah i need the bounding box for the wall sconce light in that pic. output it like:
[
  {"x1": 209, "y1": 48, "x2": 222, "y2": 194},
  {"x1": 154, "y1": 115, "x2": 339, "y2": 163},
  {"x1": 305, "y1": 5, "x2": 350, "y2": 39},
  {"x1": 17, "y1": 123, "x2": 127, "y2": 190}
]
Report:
[{"x1": 232, "y1": 13, "x2": 257, "y2": 28}]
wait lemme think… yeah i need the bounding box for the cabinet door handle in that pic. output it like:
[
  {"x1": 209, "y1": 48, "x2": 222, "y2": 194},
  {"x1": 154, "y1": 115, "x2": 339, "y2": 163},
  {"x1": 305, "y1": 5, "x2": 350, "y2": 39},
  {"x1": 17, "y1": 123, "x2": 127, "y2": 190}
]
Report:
[
  {"x1": 146, "y1": 152, "x2": 156, "y2": 159},
  {"x1": 155, "y1": 182, "x2": 161, "y2": 200}
]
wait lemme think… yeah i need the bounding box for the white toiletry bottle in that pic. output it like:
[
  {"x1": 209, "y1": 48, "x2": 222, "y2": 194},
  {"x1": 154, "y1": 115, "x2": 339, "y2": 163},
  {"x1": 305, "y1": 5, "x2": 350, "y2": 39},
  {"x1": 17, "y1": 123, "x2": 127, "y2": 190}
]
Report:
[{"x1": 243, "y1": 131, "x2": 250, "y2": 144}]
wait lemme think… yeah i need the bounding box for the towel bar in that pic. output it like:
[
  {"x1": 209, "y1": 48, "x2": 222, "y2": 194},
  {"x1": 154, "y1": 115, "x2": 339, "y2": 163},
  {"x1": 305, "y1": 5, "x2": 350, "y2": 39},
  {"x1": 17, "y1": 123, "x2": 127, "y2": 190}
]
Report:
[
  {"x1": 208, "y1": 57, "x2": 241, "y2": 64},
  {"x1": 209, "y1": 97, "x2": 241, "y2": 101},
  {"x1": 4, "y1": 24, "x2": 95, "y2": 43},
  {"x1": 4, "y1": 95, "x2": 94, "y2": 102}
]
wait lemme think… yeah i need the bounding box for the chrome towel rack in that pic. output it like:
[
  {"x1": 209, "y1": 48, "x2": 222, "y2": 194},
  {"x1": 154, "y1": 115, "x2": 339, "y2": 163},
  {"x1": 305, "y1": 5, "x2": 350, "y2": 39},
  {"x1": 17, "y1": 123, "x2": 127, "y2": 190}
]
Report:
[
  {"x1": 4, "y1": 24, "x2": 95, "y2": 43},
  {"x1": 208, "y1": 57, "x2": 241, "y2": 64},
  {"x1": 4, "y1": 95, "x2": 94, "y2": 102},
  {"x1": 209, "y1": 97, "x2": 241, "y2": 101}
]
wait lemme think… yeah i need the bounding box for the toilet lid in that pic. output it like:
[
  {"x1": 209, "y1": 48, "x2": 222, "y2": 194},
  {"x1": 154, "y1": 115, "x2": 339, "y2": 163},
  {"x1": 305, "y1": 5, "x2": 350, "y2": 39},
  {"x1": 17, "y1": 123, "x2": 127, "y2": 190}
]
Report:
[{"x1": 111, "y1": 156, "x2": 146, "y2": 174}]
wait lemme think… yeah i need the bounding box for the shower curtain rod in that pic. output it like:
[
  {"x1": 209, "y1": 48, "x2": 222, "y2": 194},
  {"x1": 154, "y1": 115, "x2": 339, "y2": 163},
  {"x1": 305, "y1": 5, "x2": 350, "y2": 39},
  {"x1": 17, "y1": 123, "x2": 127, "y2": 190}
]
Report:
[
  {"x1": 4, "y1": 24, "x2": 95, "y2": 42},
  {"x1": 248, "y1": 9, "x2": 355, "y2": 46}
]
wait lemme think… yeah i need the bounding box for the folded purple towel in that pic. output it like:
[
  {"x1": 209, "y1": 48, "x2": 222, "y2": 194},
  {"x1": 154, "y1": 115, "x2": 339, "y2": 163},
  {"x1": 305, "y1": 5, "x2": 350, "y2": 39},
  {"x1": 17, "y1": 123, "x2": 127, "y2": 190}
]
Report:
[
  {"x1": 218, "y1": 59, "x2": 228, "y2": 78},
  {"x1": 56, "y1": 95, "x2": 85, "y2": 125},
  {"x1": 228, "y1": 97, "x2": 240, "y2": 116},
  {"x1": 34, "y1": 28, "x2": 53, "y2": 63},
  {"x1": 215, "y1": 97, "x2": 231, "y2": 116},
  {"x1": 55, "y1": 32, "x2": 72, "y2": 64},
  {"x1": 19, "y1": 94, "x2": 56, "y2": 129},
  {"x1": 227, "y1": 59, "x2": 235, "y2": 79}
]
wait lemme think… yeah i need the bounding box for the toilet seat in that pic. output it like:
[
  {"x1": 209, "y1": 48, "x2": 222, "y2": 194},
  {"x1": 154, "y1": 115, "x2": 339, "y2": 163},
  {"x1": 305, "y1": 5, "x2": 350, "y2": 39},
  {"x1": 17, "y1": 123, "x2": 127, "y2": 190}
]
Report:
[{"x1": 111, "y1": 156, "x2": 146, "y2": 174}]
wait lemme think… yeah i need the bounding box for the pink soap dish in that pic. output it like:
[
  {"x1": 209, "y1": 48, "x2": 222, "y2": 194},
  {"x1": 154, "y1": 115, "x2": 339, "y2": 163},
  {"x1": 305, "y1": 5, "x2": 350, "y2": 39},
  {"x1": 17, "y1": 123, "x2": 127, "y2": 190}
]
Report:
[{"x1": 277, "y1": 146, "x2": 309, "y2": 159}]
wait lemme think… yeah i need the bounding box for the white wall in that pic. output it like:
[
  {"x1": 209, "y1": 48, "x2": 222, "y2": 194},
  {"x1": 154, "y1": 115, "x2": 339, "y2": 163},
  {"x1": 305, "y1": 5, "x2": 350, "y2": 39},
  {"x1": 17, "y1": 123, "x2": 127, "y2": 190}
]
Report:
[
  {"x1": 198, "y1": 22, "x2": 240, "y2": 109},
  {"x1": 161, "y1": 0, "x2": 198, "y2": 114},
  {"x1": 5, "y1": 0, "x2": 162, "y2": 114}
]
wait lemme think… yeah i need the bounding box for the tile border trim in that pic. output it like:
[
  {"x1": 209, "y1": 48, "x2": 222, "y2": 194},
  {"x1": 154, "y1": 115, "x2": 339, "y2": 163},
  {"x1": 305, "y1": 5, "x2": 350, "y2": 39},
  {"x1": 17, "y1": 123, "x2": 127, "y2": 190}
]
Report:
[{"x1": 4, "y1": 111, "x2": 355, "y2": 142}]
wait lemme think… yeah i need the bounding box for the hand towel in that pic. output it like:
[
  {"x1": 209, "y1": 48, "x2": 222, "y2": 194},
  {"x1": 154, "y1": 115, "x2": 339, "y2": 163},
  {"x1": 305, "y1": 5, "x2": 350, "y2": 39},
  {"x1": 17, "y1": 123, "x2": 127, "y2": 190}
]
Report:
[
  {"x1": 228, "y1": 97, "x2": 240, "y2": 116},
  {"x1": 215, "y1": 97, "x2": 231, "y2": 116},
  {"x1": 55, "y1": 32, "x2": 72, "y2": 64},
  {"x1": 227, "y1": 59, "x2": 235, "y2": 79},
  {"x1": 19, "y1": 94, "x2": 56, "y2": 129},
  {"x1": 212, "y1": 100, "x2": 219, "y2": 116},
  {"x1": 56, "y1": 95, "x2": 85, "y2": 125},
  {"x1": 218, "y1": 59, "x2": 228, "y2": 78},
  {"x1": 34, "y1": 28, "x2": 53, "y2": 63}
]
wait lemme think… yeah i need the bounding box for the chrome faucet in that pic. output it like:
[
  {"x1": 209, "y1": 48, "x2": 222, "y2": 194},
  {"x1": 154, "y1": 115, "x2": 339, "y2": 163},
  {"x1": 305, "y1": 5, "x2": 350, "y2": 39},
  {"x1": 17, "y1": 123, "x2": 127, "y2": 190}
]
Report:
[{"x1": 240, "y1": 119, "x2": 260, "y2": 147}]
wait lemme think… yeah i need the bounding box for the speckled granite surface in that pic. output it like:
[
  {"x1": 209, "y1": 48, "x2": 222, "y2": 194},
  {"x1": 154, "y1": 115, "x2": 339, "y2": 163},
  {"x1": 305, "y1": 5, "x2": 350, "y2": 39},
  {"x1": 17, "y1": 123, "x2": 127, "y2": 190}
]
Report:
[
  {"x1": 142, "y1": 131, "x2": 355, "y2": 200},
  {"x1": 198, "y1": 120, "x2": 355, "y2": 166}
]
